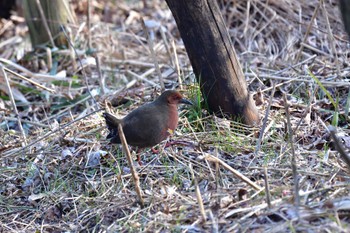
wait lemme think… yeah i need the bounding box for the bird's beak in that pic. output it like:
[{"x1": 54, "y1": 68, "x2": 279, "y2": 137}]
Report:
[{"x1": 180, "y1": 98, "x2": 193, "y2": 105}]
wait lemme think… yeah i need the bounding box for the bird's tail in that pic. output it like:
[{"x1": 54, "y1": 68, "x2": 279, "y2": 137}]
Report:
[
  {"x1": 103, "y1": 112, "x2": 122, "y2": 143},
  {"x1": 103, "y1": 112, "x2": 122, "y2": 127}
]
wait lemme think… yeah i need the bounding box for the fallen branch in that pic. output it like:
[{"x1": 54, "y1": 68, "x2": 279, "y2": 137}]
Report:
[
  {"x1": 117, "y1": 120, "x2": 145, "y2": 207},
  {"x1": 204, "y1": 153, "x2": 262, "y2": 191}
]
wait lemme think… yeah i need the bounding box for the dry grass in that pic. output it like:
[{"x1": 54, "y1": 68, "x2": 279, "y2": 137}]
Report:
[{"x1": 1, "y1": 0, "x2": 350, "y2": 232}]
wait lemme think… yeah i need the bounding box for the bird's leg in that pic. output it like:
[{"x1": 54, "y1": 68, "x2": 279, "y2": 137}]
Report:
[
  {"x1": 137, "y1": 155, "x2": 142, "y2": 166},
  {"x1": 151, "y1": 147, "x2": 159, "y2": 154},
  {"x1": 136, "y1": 148, "x2": 143, "y2": 166}
]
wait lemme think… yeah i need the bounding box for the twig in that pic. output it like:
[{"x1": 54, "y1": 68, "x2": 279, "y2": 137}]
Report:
[
  {"x1": 255, "y1": 83, "x2": 275, "y2": 154},
  {"x1": 189, "y1": 163, "x2": 206, "y2": 222},
  {"x1": 320, "y1": 0, "x2": 340, "y2": 76},
  {"x1": 2, "y1": 66, "x2": 55, "y2": 93},
  {"x1": 295, "y1": 1, "x2": 321, "y2": 62},
  {"x1": 214, "y1": 147, "x2": 221, "y2": 192},
  {"x1": 208, "y1": 210, "x2": 218, "y2": 233},
  {"x1": 117, "y1": 122, "x2": 145, "y2": 207},
  {"x1": 0, "y1": 64, "x2": 27, "y2": 146},
  {"x1": 67, "y1": 27, "x2": 77, "y2": 70},
  {"x1": 34, "y1": 0, "x2": 56, "y2": 48},
  {"x1": 172, "y1": 39, "x2": 183, "y2": 90},
  {"x1": 160, "y1": 27, "x2": 173, "y2": 66},
  {"x1": 245, "y1": 72, "x2": 350, "y2": 87},
  {"x1": 299, "y1": 42, "x2": 329, "y2": 56},
  {"x1": 263, "y1": 166, "x2": 271, "y2": 209},
  {"x1": 4, "y1": 117, "x2": 49, "y2": 128},
  {"x1": 43, "y1": 93, "x2": 97, "y2": 122},
  {"x1": 95, "y1": 55, "x2": 106, "y2": 95},
  {"x1": 328, "y1": 126, "x2": 350, "y2": 172},
  {"x1": 60, "y1": 26, "x2": 98, "y2": 106},
  {"x1": 87, "y1": 0, "x2": 92, "y2": 50},
  {"x1": 226, "y1": 199, "x2": 283, "y2": 231},
  {"x1": 0, "y1": 57, "x2": 71, "y2": 82},
  {"x1": 272, "y1": 55, "x2": 317, "y2": 76},
  {"x1": 283, "y1": 94, "x2": 300, "y2": 216},
  {"x1": 204, "y1": 153, "x2": 262, "y2": 191},
  {"x1": 126, "y1": 70, "x2": 161, "y2": 88},
  {"x1": 110, "y1": 59, "x2": 158, "y2": 68},
  {"x1": 292, "y1": 94, "x2": 313, "y2": 135},
  {"x1": 141, "y1": 17, "x2": 165, "y2": 91}
]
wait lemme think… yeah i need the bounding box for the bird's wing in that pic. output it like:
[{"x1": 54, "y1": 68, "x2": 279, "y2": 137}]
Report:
[{"x1": 122, "y1": 103, "x2": 169, "y2": 145}]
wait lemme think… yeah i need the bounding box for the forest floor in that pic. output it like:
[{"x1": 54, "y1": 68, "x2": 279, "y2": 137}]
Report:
[{"x1": 1, "y1": 0, "x2": 350, "y2": 232}]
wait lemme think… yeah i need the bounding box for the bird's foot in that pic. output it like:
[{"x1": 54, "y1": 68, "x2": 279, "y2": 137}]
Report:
[{"x1": 137, "y1": 154, "x2": 143, "y2": 166}]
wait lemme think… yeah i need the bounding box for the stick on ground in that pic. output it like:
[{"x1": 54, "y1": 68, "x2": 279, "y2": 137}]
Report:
[
  {"x1": 204, "y1": 153, "x2": 262, "y2": 191},
  {"x1": 117, "y1": 122, "x2": 145, "y2": 207}
]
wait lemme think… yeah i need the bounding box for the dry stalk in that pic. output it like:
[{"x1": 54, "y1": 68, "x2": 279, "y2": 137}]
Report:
[
  {"x1": 283, "y1": 94, "x2": 300, "y2": 215},
  {"x1": 328, "y1": 126, "x2": 350, "y2": 172},
  {"x1": 320, "y1": 0, "x2": 340, "y2": 76},
  {"x1": 0, "y1": 64, "x2": 27, "y2": 146},
  {"x1": 263, "y1": 166, "x2": 271, "y2": 209},
  {"x1": 189, "y1": 163, "x2": 206, "y2": 223},
  {"x1": 4, "y1": 117, "x2": 49, "y2": 128},
  {"x1": 255, "y1": 83, "x2": 275, "y2": 154},
  {"x1": 117, "y1": 123, "x2": 144, "y2": 207},
  {"x1": 204, "y1": 153, "x2": 262, "y2": 191},
  {"x1": 95, "y1": 55, "x2": 106, "y2": 95},
  {"x1": 300, "y1": 42, "x2": 329, "y2": 56},
  {"x1": 87, "y1": 0, "x2": 92, "y2": 50},
  {"x1": 45, "y1": 47, "x2": 52, "y2": 70},
  {"x1": 245, "y1": 72, "x2": 350, "y2": 87},
  {"x1": 60, "y1": 26, "x2": 98, "y2": 106},
  {"x1": 0, "y1": 58, "x2": 71, "y2": 82},
  {"x1": 273, "y1": 54, "x2": 317, "y2": 76},
  {"x1": 159, "y1": 27, "x2": 173, "y2": 66},
  {"x1": 172, "y1": 39, "x2": 183, "y2": 90},
  {"x1": 141, "y1": 17, "x2": 165, "y2": 91},
  {"x1": 295, "y1": 1, "x2": 321, "y2": 62},
  {"x1": 292, "y1": 96, "x2": 312, "y2": 135},
  {"x1": 208, "y1": 210, "x2": 218, "y2": 233},
  {"x1": 226, "y1": 199, "x2": 283, "y2": 232},
  {"x1": 126, "y1": 70, "x2": 161, "y2": 88},
  {"x1": 34, "y1": 0, "x2": 56, "y2": 47},
  {"x1": 2, "y1": 66, "x2": 55, "y2": 93},
  {"x1": 68, "y1": 27, "x2": 78, "y2": 71},
  {"x1": 214, "y1": 147, "x2": 220, "y2": 192}
]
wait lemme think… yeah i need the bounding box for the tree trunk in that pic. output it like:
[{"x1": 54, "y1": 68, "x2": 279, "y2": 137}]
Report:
[
  {"x1": 165, "y1": 0, "x2": 259, "y2": 125},
  {"x1": 340, "y1": 0, "x2": 350, "y2": 38},
  {"x1": 23, "y1": 0, "x2": 76, "y2": 48}
]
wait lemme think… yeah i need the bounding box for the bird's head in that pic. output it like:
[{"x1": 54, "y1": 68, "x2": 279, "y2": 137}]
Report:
[{"x1": 159, "y1": 90, "x2": 193, "y2": 105}]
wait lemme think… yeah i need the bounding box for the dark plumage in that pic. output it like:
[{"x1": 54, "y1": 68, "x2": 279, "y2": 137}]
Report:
[{"x1": 103, "y1": 90, "x2": 192, "y2": 148}]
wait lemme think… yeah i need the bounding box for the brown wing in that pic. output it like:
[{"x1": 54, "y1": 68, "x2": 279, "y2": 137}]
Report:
[{"x1": 122, "y1": 102, "x2": 169, "y2": 147}]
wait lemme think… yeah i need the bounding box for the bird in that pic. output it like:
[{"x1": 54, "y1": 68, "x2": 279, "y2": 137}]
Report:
[{"x1": 103, "y1": 90, "x2": 192, "y2": 158}]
